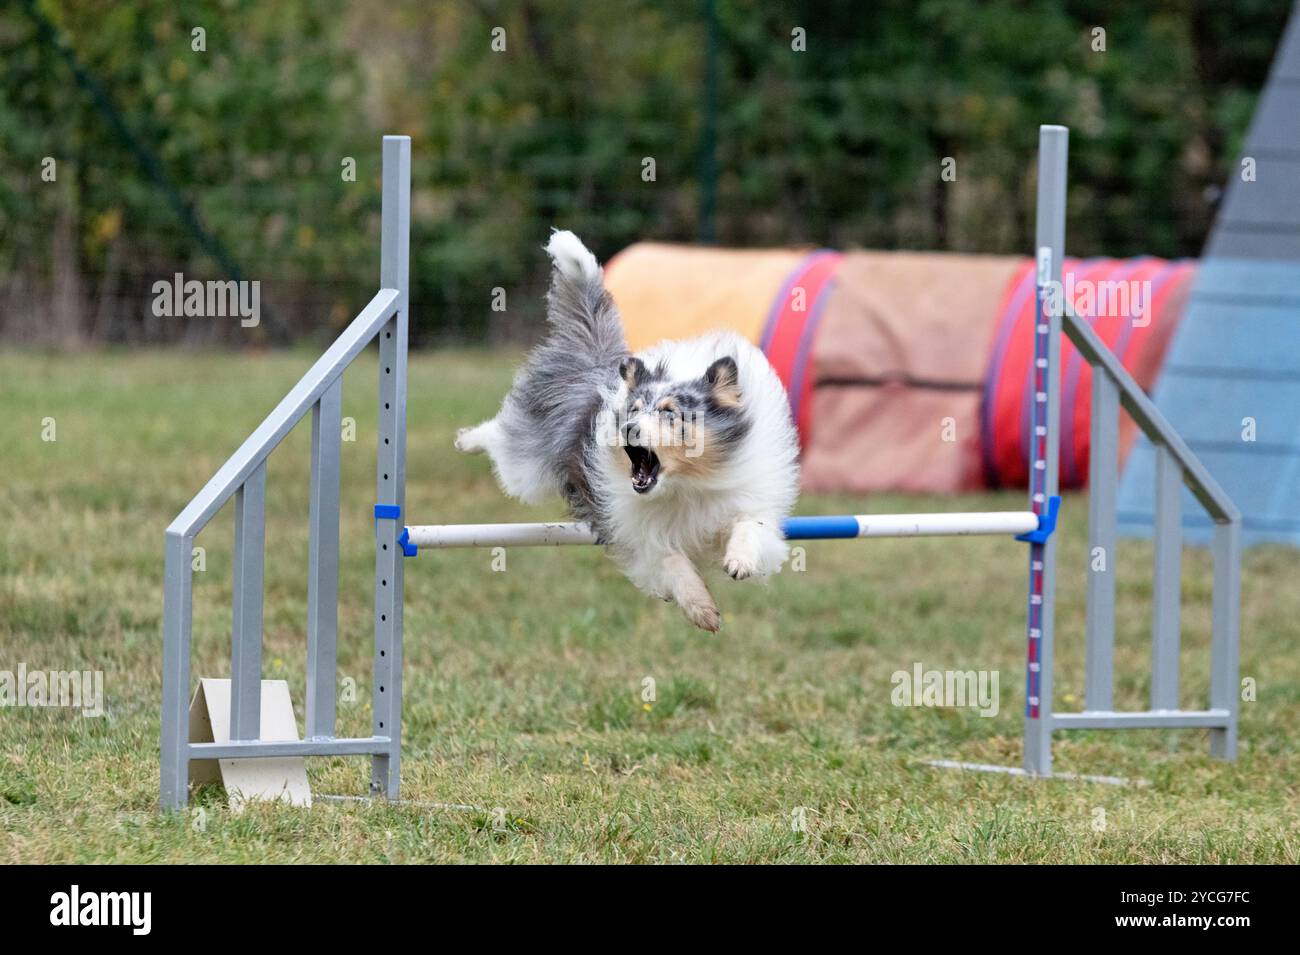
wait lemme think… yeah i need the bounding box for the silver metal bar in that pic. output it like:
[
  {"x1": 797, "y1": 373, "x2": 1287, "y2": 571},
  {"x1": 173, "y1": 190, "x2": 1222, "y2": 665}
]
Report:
[
  {"x1": 306, "y1": 379, "x2": 342, "y2": 739},
  {"x1": 189, "y1": 737, "x2": 393, "y2": 759},
  {"x1": 160, "y1": 531, "x2": 194, "y2": 811},
  {"x1": 230, "y1": 461, "x2": 267, "y2": 740},
  {"x1": 1085, "y1": 370, "x2": 1119, "y2": 710},
  {"x1": 1061, "y1": 305, "x2": 1238, "y2": 523},
  {"x1": 1209, "y1": 519, "x2": 1241, "y2": 758},
  {"x1": 1054, "y1": 709, "x2": 1231, "y2": 730},
  {"x1": 372, "y1": 135, "x2": 410, "y2": 799},
  {"x1": 1151, "y1": 445, "x2": 1182, "y2": 710},
  {"x1": 166, "y1": 287, "x2": 399, "y2": 539},
  {"x1": 1023, "y1": 124, "x2": 1066, "y2": 777}
]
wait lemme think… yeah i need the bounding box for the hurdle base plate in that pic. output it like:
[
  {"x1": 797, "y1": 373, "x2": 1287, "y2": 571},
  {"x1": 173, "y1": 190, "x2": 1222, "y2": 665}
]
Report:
[
  {"x1": 315, "y1": 794, "x2": 482, "y2": 812},
  {"x1": 922, "y1": 759, "x2": 1145, "y2": 787}
]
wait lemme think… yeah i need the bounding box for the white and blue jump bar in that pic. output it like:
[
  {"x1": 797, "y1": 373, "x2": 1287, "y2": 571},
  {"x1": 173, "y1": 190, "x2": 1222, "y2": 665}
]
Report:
[{"x1": 396, "y1": 498, "x2": 1059, "y2": 553}]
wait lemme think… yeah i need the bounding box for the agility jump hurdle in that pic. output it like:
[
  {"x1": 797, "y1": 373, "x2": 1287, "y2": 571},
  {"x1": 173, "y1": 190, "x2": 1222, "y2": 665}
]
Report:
[{"x1": 160, "y1": 128, "x2": 1241, "y2": 811}]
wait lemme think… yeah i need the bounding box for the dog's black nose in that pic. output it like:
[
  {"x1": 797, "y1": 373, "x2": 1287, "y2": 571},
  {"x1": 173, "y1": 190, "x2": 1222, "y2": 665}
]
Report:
[{"x1": 623, "y1": 422, "x2": 641, "y2": 444}]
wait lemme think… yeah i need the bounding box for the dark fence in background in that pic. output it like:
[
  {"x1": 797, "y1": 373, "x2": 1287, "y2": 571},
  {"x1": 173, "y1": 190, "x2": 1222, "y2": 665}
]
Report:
[{"x1": 0, "y1": 0, "x2": 1290, "y2": 347}]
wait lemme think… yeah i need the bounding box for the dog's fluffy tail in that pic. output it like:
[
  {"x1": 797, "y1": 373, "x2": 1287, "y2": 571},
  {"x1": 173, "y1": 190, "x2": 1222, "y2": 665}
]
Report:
[
  {"x1": 543, "y1": 229, "x2": 627, "y2": 370},
  {"x1": 545, "y1": 229, "x2": 601, "y2": 284}
]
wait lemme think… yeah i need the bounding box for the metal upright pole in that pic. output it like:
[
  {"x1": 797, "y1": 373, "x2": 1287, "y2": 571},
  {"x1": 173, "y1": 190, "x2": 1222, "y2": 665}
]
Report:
[
  {"x1": 230, "y1": 462, "x2": 267, "y2": 740},
  {"x1": 1024, "y1": 125, "x2": 1067, "y2": 776},
  {"x1": 306, "y1": 378, "x2": 342, "y2": 738},
  {"x1": 371, "y1": 135, "x2": 410, "y2": 799},
  {"x1": 1150, "y1": 446, "x2": 1183, "y2": 709},
  {"x1": 1209, "y1": 519, "x2": 1241, "y2": 758},
  {"x1": 1085, "y1": 371, "x2": 1119, "y2": 710},
  {"x1": 160, "y1": 531, "x2": 195, "y2": 810}
]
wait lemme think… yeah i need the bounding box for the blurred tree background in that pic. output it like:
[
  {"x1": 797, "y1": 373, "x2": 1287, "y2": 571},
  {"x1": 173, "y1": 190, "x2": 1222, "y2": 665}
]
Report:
[{"x1": 0, "y1": 0, "x2": 1290, "y2": 346}]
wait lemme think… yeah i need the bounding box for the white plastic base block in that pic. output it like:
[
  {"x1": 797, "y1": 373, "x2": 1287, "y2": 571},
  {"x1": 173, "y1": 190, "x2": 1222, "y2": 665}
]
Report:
[{"x1": 188, "y1": 678, "x2": 312, "y2": 811}]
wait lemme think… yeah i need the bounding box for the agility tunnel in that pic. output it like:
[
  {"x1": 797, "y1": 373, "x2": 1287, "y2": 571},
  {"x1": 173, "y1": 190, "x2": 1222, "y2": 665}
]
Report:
[{"x1": 605, "y1": 247, "x2": 1195, "y2": 495}]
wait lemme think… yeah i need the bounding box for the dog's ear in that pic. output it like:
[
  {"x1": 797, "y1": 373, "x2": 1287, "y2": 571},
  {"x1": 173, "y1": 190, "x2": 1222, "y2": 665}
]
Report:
[
  {"x1": 620, "y1": 357, "x2": 648, "y2": 390},
  {"x1": 704, "y1": 356, "x2": 741, "y2": 408}
]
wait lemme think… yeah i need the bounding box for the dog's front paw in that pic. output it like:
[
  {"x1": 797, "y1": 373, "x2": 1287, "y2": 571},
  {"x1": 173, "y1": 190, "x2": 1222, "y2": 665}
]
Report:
[
  {"x1": 680, "y1": 596, "x2": 721, "y2": 633},
  {"x1": 724, "y1": 519, "x2": 787, "y2": 580},
  {"x1": 723, "y1": 551, "x2": 758, "y2": 580},
  {"x1": 723, "y1": 530, "x2": 763, "y2": 580}
]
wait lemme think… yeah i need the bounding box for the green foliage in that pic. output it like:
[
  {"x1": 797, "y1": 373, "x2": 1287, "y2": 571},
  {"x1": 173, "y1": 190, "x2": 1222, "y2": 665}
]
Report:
[
  {"x1": 0, "y1": 0, "x2": 364, "y2": 343},
  {"x1": 0, "y1": 0, "x2": 1291, "y2": 343}
]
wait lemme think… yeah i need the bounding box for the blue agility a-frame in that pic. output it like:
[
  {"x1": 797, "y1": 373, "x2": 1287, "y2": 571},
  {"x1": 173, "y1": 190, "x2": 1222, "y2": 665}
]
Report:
[{"x1": 1119, "y1": 3, "x2": 1300, "y2": 545}]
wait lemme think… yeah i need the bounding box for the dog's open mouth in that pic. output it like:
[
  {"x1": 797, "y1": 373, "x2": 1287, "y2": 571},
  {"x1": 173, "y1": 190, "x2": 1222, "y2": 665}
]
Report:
[{"x1": 625, "y1": 444, "x2": 661, "y2": 493}]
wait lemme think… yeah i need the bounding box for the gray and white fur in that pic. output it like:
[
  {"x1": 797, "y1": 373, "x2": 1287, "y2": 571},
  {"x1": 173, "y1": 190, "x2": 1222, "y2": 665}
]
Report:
[{"x1": 455, "y1": 230, "x2": 800, "y2": 631}]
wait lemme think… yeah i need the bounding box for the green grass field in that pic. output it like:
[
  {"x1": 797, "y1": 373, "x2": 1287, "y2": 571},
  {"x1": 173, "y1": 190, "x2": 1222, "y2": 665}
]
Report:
[{"x1": 1, "y1": 348, "x2": 1297, "y2": 863}]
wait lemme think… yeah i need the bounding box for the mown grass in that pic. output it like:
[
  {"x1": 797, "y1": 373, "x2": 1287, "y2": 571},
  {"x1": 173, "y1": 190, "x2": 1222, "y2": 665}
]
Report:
[{"x1": 1, "y1": 348, "x2": 1297, "y2": 863}]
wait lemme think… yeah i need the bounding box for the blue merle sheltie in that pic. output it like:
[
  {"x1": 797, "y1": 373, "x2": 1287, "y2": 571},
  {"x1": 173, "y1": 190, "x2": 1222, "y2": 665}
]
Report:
[{"x1": 455, "y1": 231, "x2": 799, "y2": 631}]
